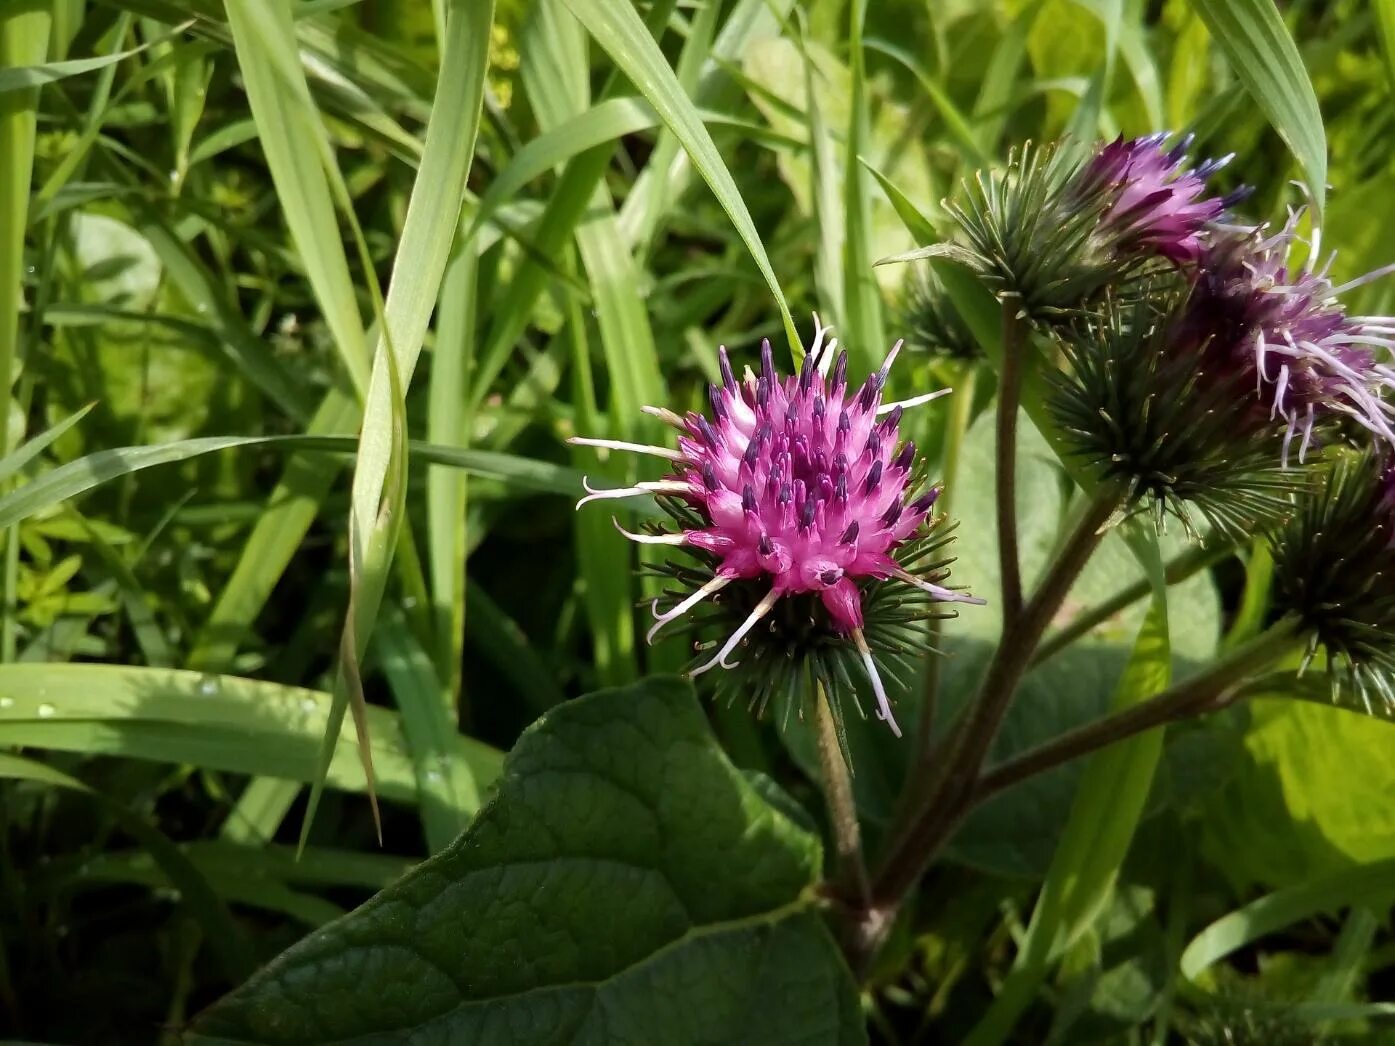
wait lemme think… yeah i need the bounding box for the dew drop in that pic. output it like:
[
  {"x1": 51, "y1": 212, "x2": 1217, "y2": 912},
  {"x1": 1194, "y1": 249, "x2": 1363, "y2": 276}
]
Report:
[
  {"x1": 37, "y1": 703, "x2": 56, "y2": 718},
  {"x1": 0, "y1": 697, "x2": 12, "y2": 710},
  {"x1": 196, "y1": 675, "x2": 219, "y2": 698},
  {"x1": 300, "y1": 697, "x2": 317, "y2": 714},
  {"x1": 402, "y1": 596, "x2": 418, "y2": 610}
]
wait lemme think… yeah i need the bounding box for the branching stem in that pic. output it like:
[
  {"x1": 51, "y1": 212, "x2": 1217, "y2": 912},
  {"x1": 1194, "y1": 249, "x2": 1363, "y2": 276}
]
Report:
[{"x1": 976, "y1": 618, "x2": 1302, "y2": 803}]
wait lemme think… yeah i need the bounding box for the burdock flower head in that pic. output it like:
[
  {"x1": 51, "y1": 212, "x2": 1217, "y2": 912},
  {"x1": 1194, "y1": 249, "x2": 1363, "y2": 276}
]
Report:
[
  {"x1": 1181, "y1": 219, "x2": 1395, "y2": 464},
  {"x1": 1270, "y1": 451, "x2": 1395, "y2": 712},
  {"x1": 571, "y1": 319, "x2": 983, "y2": 737},
  {"x1": 1047, "y1": 282, "x2": 1300, "y2": 539},
  {"x1": 944, "y1": 134, "x2": 1237, "y2": 320}
]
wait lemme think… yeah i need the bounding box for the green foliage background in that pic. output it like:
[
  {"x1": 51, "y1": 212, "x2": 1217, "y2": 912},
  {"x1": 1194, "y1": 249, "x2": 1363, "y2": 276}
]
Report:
[{"x1": 1, "y1": 0, "x2": 1393, "y2": 1042}]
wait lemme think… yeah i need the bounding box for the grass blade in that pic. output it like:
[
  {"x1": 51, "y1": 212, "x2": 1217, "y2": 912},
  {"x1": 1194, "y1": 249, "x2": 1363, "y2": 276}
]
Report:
[
  {"x1": 0, "y1": 431, "x2": 585, "y2": 528},
  {"x1": 1182, "y1": 860, "x2": 1395, "y2": 980},
  {"x1": 0, "y1": 401, "x2": 94, "y2": 485},
  {"x1": 0, "y1": 663, "x2": 503, "y2": 803},
  {"x1": 224, "y1": 0, "x2": 371, "y2": 394},
  {"x1": 1188, "y1": 0, "x2": 1327, "y2": 212},
  {"x1": 559, "y1": 0, "x2": 801, "y2": 354},
  {"x1": 304, "y1": 0, "x2": 495, "y2": 850}
]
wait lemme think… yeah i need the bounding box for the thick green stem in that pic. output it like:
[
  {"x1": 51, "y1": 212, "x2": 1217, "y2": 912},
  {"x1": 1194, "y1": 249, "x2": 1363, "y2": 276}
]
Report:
[
  {"x1": 813, "y1": 681, "x2": 870, "y2": 907},
  {"x1": 975, "y1": 618, "x2": 1303, "y2": 805},
  {"x1": 870, "y1": 485, "x2": 1122, "y2": 915},
  {"x1": 996, "y1": 296, "x2": 1025, "y2": 626}
]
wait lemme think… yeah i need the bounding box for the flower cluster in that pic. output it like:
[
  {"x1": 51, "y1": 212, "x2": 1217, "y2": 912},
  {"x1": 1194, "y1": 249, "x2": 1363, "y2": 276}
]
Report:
[
  {"x1": 1017, "y1": 135, "x2": 1395, "y2": 543},
  {"x1": 946, "y1": 131, "x2": 1395, "y2": 705},
  {"x1": 572, "y1": 320, "x2": 982, "y2": 736}
]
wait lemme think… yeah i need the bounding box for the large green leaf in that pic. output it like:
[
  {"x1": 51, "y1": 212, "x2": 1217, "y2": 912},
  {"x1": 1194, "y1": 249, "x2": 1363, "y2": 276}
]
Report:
[
  {"x1": 191, "y1": 677, "x2": 864, "y2": 1045},
  {"x1": 1199, "y1": 698, "x2": 1395, "y2": 889}
]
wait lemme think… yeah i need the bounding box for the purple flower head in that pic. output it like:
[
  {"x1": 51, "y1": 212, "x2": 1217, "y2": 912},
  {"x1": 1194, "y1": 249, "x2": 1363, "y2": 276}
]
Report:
[
  {"x1": 571, "y1": 318, "x2": 984, "y2": 736},
  {"x1": 1073, "y1": 133, "x2": 1239, "y2": 265},
  {"x1": 1181, "y1": 219, "x2": 1395, "y2": 465}
]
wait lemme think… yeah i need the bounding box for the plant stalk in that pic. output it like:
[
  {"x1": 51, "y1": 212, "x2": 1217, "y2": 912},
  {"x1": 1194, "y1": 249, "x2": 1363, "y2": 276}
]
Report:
[
  {"x1": 974, "y1": 617, "x2": 1303, "y2": 804},
  {"x1": 869, "y1": 484, "x2": 1123, "y2": 918},
  {"x1": 995, "y1": 295, "x2": 1025, "y2": 627},
  {"x1": 813, "y1": 680, "x2": 870, "y2": 907}
]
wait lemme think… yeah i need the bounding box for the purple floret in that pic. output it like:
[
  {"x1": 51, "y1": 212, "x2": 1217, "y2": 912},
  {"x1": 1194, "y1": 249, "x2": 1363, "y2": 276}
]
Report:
[{"x1": 1074, "y1": 133, "x2": 1238, "y2": 265}]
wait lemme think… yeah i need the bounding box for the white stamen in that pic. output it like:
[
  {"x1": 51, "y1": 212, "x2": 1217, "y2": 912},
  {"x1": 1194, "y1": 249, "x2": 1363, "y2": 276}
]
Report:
[
  {"x1": 878, "y1": 388, "x2": 952, "y2": 415},
  {"x1": 1297, "y1": 339, "x2": 1377, "y2": 384},
  {"x1": 1329, "y1": 334, "x2": 1395, "y2": 349},
  {"x1": 818, "y1": 334, "x2": 841, "y2": 380},
  {"x1": 646, "y1": 575, "x2": 732, "y2": 644},
  {"x1": 1329, "y1": 262, "x2": 1395, "y2": 297},
  {"x1": 1307, "y1": 221, "x2": 1322, "y2": 274},
  {"x1": 1271, "y1": 364, "x2": 1290, "y2": 420},
  {"x1": 641, "y1": 405, "x2": 687, "y2": 429},
  {"x1": 809, "y1": 312, "x2": 832, "y2": 369},
  {"x1": 891, "y1": 566, "x2": 988, "y2": 605},
  {"x1": 880, "y1": 338, "x2": 905, "y2": 376},
  {"x1": 853, "y1": 629, "x2": 901, "y2": 738},
  {"x1": 568, "y1": 436, "x2": 684, "y2": 461},
  {"x1": 688, "y1": 588, "x2": 780, "y2": 676},
  {"x1": 611, "y1": 518, "x2": 687, "y2": 545},
  {"x1": 576, "y1": 477, "x2": 691, "y2": 509},
  {"x1": 1298, "y1": 404, "x2": 1316, "y2": 463}
]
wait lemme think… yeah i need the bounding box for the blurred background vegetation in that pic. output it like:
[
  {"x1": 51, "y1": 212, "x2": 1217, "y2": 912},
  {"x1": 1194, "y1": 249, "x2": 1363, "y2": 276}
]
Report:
[{"x1": 1, "y1": 0, "x2": 1393, "y2": 1042}]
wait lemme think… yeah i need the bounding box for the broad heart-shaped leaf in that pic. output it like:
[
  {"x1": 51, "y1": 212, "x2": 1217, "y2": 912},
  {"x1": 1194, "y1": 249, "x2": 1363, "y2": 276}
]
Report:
[{"x1": 191, "y1": 677, "x2": 864, "y2": 1046}]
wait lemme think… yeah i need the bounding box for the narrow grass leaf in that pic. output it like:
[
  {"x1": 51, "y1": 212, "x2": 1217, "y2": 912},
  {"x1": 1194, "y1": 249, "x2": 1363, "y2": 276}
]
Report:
[
  {"x1": 0, "y1": 663, "x2": 504, "y2": 803},
  {"x1": 224, "y1": 0, "x2": 372, "y2": 393},
  {"x1": 0, "y1": 34, "x2": 173, "y2": 92},
  {"x1": 467, "y1": 95, "x2": 657, "y2": 239},
  {"x1": 1188, "y1": 0, "x2": 1327, "y2": 212},
  {"x1": 306, "y1": 0, "x2": 496, "y2": 850},
  {"x1": 1182, "y1": 859, "x2": 1395, "y2": 980},
  {"x1": 842, "y1": 0, "x2": 884, "y2": 373},
  {"x1": 0, "y1": 401, "x2": 94, "y2": 484},
  {"x1": 375, "y1": 610, "x2": 476, "y2": 852},
  {"x1": 559, "y1": 0, "x2": 801, "y2": 353},
  {"x1": 0, "y1": 432, "x2": 584, "y2": 529}
]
